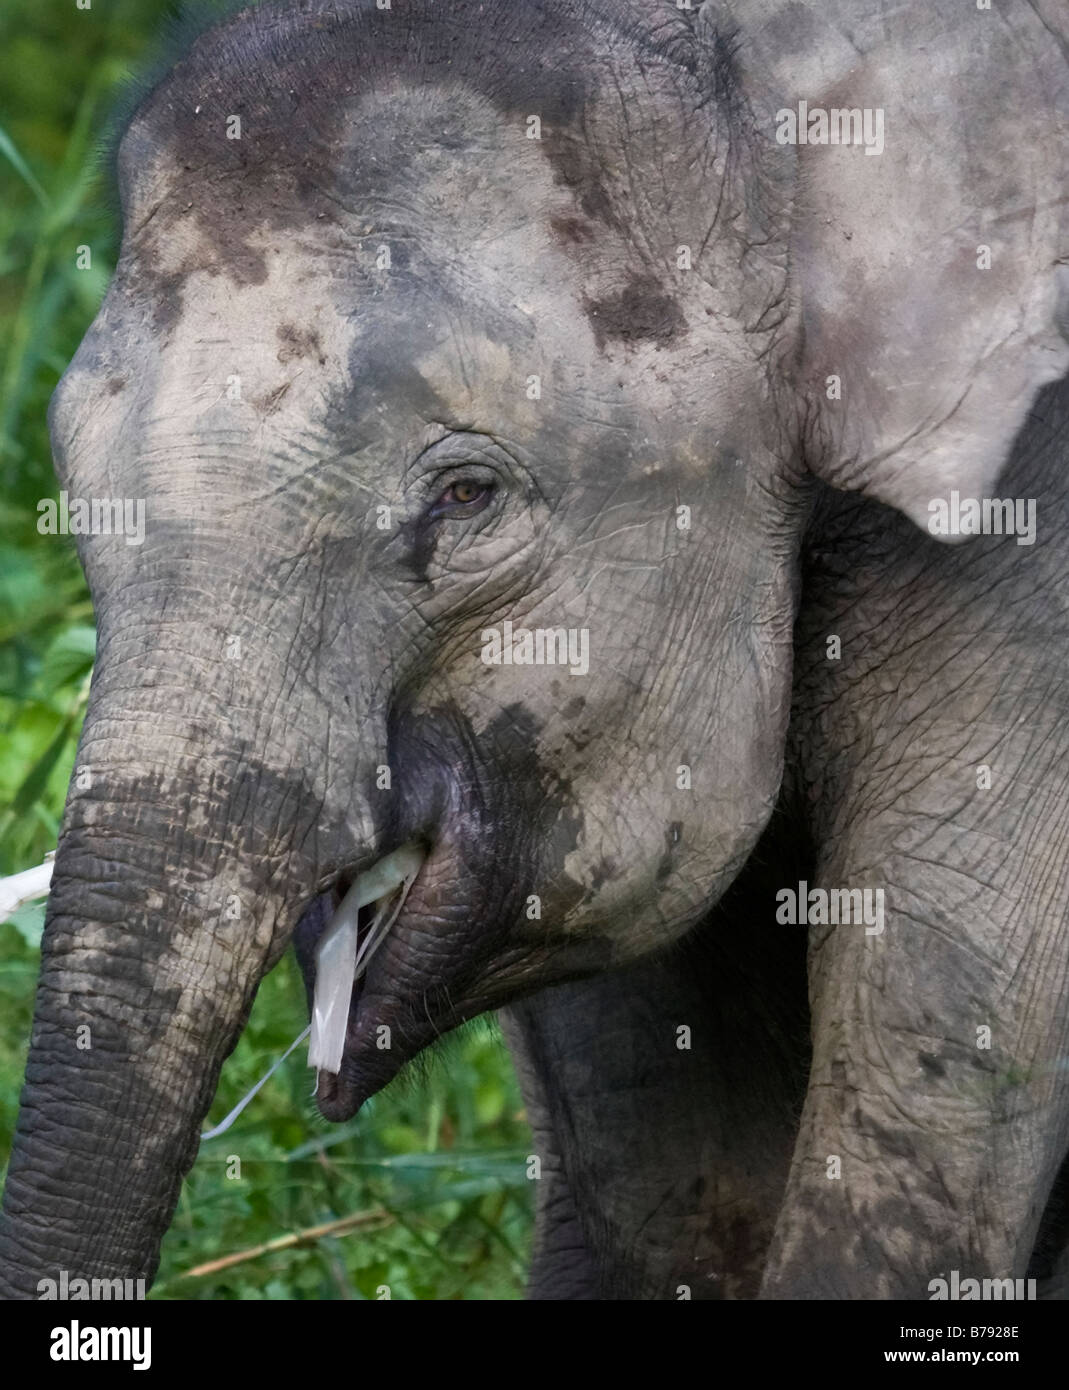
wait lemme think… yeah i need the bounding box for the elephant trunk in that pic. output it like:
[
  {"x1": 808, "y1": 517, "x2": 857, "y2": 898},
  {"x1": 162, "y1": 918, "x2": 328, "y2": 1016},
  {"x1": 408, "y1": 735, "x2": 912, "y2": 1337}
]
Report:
[{"x1": 0, "y1": 678, "x2": 323, "y2": 1298}]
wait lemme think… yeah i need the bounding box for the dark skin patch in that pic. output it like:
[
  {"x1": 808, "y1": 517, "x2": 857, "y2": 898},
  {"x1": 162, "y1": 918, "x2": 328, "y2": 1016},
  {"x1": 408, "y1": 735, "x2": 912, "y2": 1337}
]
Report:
[
  {"x1": 400, "y1": 511, "x2": 441, "y2": 586},
  {"x1": 585, "y1": 273, "x2": 686, "y2": 351},
  {"x1": 562, "y1": 695, "x2": 586, "y2": 719},
  {"x1": 148, "y1": 270, "x2": 188, "y2": 335},
  {"x1": 253, "y1": 381, "x2": 291, "y2": 415},
  {"x1": 140, "y1": 241, "x2": 270, "y2": 336},
  {"x1": 589, "y1": 858, "x2": 619, "y2": 892},
  {"x1": 331, "y1": 349, "x2": 449, "y2": 466},
  {"x1": 544, "y1": 135, "x2": 620, "y2": 233},
  {"x1": 106, "y1": 376, "x2": 127, "y2": 395},
  {"x1": 209, "y1": 229, "x2": 269, "y2": 289},
  {"x1": 918, "y1": 1051, "x2": 947, "y2": 1079},
  {"x1": 549, "y1": 213, "x2": 596, "y2": 246},
  {"x1": 276, "y1": 322, "x2": 325, "y2": 365},
  {"x1": 656, "y1": 820, "x2": 684, "y2": 882}
]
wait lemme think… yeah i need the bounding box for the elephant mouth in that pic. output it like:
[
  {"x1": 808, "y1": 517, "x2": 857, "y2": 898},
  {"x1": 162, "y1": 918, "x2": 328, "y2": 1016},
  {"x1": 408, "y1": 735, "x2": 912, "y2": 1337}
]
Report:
[
  {"x1": 201, "y1": 843, "x2": 431, "y2": 1141},
  {"x1": 221, "y1": 815, "x2": 556, "y2": 1131},
  {"x1": 306, "y1": 841, "x2": 427, "y2": 1077},
  {"x1": 304, "y1": 825, "x2": 527, "y2": 1122}
]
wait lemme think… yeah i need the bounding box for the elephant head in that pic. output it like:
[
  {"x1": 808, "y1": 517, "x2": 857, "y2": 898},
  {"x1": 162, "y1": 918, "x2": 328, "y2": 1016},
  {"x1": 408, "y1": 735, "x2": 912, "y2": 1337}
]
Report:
[{"x1": 2, "y1": 0, "x2": 1065, "y2": 1296}]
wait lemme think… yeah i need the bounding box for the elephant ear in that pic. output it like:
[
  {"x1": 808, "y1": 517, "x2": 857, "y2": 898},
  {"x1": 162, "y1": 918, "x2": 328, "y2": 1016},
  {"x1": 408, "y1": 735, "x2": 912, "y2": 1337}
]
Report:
[{"x1": 709, "y1": 0, "x2": 1069, "y2": 533}]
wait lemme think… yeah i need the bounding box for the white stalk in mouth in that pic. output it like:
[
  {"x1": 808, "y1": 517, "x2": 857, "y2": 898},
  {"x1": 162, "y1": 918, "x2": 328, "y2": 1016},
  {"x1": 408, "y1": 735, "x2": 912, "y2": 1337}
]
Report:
[
  {"x1": 308, "y1": 841, "x2": 424, "y2": 1075},
  {"x1": 200, "y1": 842, "x2": 424, "y2": 1141}
]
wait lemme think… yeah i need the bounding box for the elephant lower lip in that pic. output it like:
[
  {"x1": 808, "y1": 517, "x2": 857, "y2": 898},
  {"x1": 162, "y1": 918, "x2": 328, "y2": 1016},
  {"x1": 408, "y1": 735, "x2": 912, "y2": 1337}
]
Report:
[
  {"x1": 314, "y1": 1063, "x2": 346, "y2": 1112},
  {"x1": 314, "y1": 1016, "x2": 402, "y2": 1120}
]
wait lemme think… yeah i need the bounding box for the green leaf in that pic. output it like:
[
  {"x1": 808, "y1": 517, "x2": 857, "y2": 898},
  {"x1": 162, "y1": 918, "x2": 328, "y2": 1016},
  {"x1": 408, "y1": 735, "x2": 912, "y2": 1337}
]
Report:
[
  {"x1": 37, "y1": 623, "x2": 95, "y2": 693},
  {"x1": 4, "y1": 899, "x2": 45, "y2": 947},
  {"x1": 0, "y1": 122, "x2": 48, "y2": 209},
  {"x1": 8, "y1": 713, "x2": 76, "y2": 818}
]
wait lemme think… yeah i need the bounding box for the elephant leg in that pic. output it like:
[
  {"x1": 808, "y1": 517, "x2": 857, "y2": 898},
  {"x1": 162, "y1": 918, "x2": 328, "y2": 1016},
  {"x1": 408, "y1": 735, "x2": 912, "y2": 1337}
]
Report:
[
  {"x1": 763, "y1": 404, "x2": 1069, "y2": 1298},
  {"x1": 1029, "y1": 1147, "x2": 1069, "y2": 1299},
  {"x1": 501, "y1": 824, "x2": 811, "y2": 1300},
  {"x1": 498, "y1": 1010, "x2": 602, "y2": 1299},
  {"x1": 761, "y1": 833, "x2": 1069, "y2": 1298},
  {"x1": 762, "y1": 828, "x2": 1069, "y2": 1299}
]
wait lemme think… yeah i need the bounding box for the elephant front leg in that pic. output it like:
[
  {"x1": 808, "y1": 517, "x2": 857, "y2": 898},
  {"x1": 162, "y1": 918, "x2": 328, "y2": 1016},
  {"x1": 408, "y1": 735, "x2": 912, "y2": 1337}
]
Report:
[
  {"x1": 761, "y1": 845, "x2": 1069, "y2": 1300},
  {"x1": 772, "y1": 420, "x2": 1069, "y2": 1298}
]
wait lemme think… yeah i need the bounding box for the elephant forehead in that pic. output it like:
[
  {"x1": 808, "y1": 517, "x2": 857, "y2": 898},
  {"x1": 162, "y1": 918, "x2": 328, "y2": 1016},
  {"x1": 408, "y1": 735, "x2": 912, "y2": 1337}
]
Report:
[
  {"x1": 52, "y1": 241, "x2": 355, "y2": 501},
  {"x1": 112, "y1": 219, "x2": 681, "y2": 482},
  {"x1": 119, "y1": 82, "x2": 654, "y2": 374},
  {"x1": 112, "y1": 3, "x2": 739, "y2": 371},
  {"x1": 115, "y1": 4, "x2": 605, "y2": 290}
]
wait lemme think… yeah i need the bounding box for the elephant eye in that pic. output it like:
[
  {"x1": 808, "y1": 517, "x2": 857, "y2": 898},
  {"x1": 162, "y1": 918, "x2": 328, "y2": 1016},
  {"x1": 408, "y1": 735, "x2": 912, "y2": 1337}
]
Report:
[{"x1": 428, "y1": 477, "x2": 496, "y2": 519}]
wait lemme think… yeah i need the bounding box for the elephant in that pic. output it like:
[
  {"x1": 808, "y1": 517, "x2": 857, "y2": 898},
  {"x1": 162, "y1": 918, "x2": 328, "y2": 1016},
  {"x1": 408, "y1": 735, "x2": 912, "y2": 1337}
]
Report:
[{"x1": 2, "y1": 0, "x2": 1068, "y2": 1300}]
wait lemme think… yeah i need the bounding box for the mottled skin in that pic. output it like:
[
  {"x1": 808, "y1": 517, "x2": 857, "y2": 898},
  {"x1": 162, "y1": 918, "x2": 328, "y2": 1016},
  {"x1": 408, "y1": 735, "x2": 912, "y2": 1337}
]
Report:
[
  {"x1": 509, "y1": 379, "x2": 1069, "y2": 1300},
  {"x1": 1, "y1": 0, "x2": 1067, "y2": 1299},
  {"x1": 769, "y1": 381, "x2": 1069, "y2": 1299}
]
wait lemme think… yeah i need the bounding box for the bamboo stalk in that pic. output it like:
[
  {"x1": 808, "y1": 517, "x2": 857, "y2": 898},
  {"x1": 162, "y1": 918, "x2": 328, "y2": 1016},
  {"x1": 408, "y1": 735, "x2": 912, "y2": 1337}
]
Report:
[{"x1": 182, "y1": 1207, "x2": 392, "y2": 1278}]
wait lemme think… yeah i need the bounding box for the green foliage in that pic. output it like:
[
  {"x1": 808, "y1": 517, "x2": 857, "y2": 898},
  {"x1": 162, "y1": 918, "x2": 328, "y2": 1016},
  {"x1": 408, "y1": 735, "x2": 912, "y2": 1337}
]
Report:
[
  {"x1": 156, "y1": 963, "x2": 532, "y2": 1301},
  {"x1": 0, "y1": 0, "x2": 532, "y2": 1299}
]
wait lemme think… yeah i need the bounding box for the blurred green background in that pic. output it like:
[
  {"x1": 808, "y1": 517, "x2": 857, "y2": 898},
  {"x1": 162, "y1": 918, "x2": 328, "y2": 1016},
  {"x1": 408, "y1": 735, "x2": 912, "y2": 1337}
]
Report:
[{"x1": 0, "y1": 0, "x2": 532, "y2": 1299}]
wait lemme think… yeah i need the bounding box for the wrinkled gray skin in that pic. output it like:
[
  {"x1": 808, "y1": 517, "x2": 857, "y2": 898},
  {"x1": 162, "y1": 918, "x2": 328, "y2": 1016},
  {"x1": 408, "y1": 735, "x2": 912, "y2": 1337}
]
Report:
[{"x1": 2, "y1": 0, "x2": 1068, "y2": 1299}]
